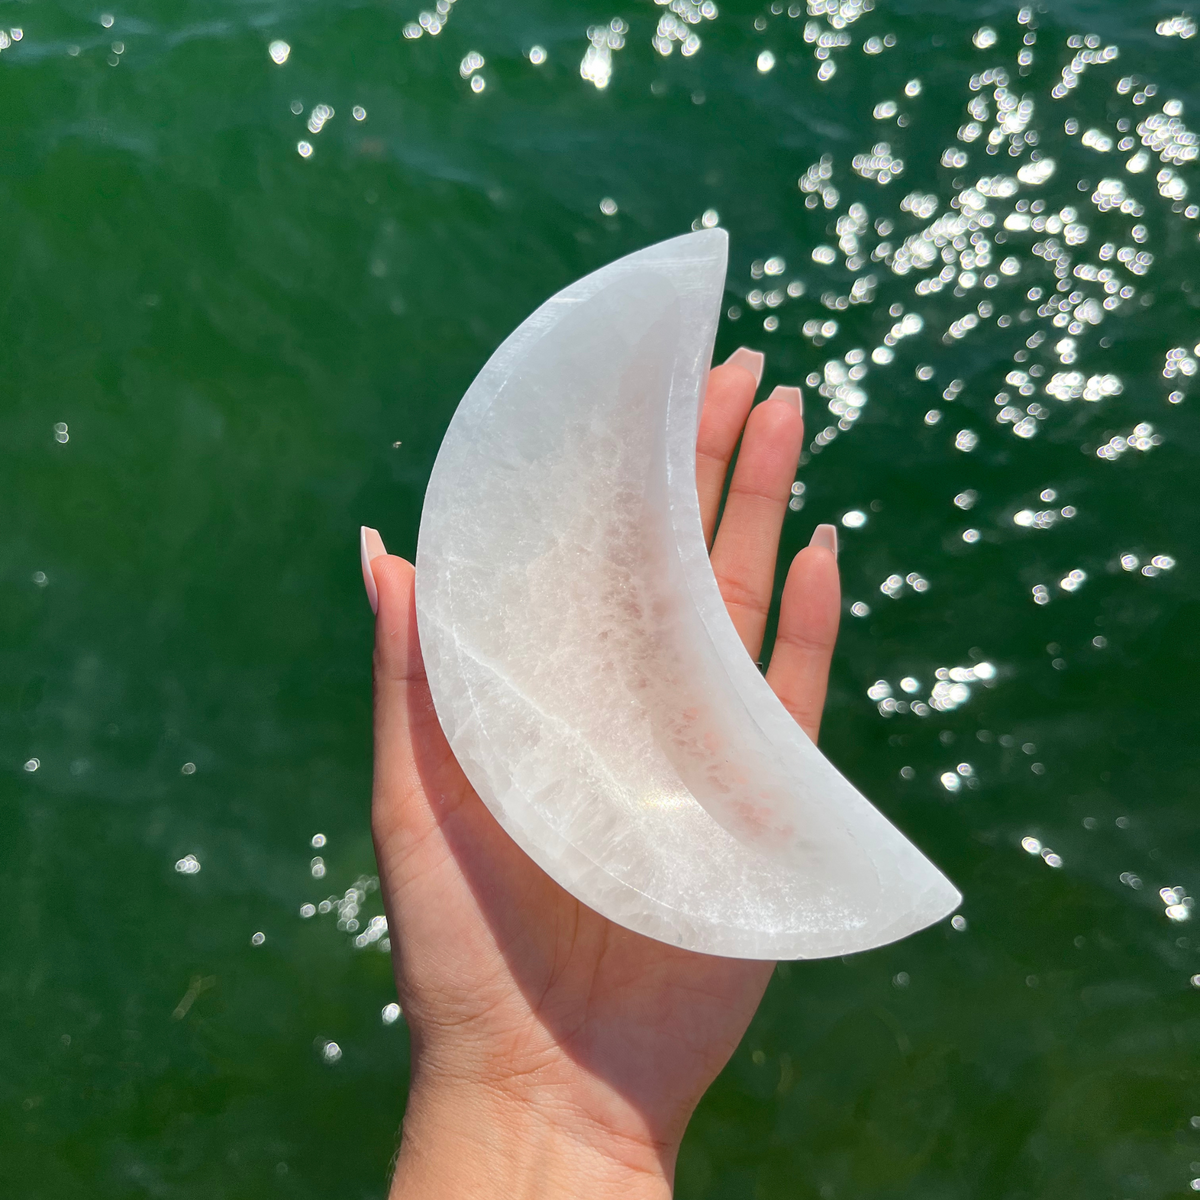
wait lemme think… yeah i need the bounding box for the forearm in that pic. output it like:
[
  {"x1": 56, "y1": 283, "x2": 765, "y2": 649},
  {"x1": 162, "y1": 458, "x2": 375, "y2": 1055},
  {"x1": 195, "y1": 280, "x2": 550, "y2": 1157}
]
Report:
[{"x1": 390, "y1": 1074, "x2": 677, "y2": 1200}]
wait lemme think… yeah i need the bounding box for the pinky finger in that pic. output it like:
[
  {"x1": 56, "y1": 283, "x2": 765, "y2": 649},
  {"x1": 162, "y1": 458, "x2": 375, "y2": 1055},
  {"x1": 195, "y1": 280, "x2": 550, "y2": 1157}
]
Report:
[{"x1": 765, "y1": 527, "x2": 841, "y2": 744}]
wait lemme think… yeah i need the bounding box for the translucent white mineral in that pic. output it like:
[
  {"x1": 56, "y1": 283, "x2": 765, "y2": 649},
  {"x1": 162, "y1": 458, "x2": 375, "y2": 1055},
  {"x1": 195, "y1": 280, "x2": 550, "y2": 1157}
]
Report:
[{"x1": 415, "y1": 230, "x2": 960, "y2": 959}]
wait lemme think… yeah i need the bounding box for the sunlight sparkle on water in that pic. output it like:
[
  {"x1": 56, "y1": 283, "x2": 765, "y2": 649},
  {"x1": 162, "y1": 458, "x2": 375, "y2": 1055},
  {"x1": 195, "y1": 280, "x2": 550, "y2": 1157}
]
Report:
[{"x1": 581, "y1": 19, "x2": 626, "y2": 89}]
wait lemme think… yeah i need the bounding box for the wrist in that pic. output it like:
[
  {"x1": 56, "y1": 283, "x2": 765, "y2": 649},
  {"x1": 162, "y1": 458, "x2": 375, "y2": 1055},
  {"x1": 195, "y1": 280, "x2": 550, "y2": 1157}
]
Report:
[{"x1": 390, "y1": 1068, "x2": 677, "y2": 1200}]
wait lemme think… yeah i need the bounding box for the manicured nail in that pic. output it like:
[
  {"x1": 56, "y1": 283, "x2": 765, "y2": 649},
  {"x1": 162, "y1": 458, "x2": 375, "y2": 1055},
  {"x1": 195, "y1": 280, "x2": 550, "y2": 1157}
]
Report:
[
  {"x1": 767, "y1": 385, "x2": 803, "y2": 416},
  {"x1": 810, "y1": 523, "x2": 838, "y2": 558},
  {"x1": 360, "y1": 526, "x2": 387, "y2": 615},
  {"x1": 724, "y1": 346, "x2": 765, "y2": 387}
]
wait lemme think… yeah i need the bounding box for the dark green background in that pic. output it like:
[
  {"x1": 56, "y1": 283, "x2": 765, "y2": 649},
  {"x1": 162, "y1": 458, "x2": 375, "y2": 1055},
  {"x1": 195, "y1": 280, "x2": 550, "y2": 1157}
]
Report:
[{"x1": 2, "y1": 0, "x2": 1198, "y2": 1195}]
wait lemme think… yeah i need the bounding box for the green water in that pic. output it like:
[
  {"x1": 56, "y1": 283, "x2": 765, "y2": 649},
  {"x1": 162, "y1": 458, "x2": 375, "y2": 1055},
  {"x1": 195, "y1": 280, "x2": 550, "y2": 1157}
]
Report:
[{"x1": 3, "y1": 0, "x2": 1199, "y2": 1195}]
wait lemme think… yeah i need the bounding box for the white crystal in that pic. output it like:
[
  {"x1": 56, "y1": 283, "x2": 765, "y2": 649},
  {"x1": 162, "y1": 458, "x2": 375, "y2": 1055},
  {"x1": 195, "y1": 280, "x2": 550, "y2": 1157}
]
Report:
[{"x1": 416, "y1": 230, "x2": 960, "y2": 959}]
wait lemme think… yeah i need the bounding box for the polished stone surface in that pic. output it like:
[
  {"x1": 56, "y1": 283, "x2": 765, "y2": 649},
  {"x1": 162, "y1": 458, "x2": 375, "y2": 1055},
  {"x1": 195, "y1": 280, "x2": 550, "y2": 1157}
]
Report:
[{"x1": 416, "y1": 230, "x2": 960, "y2": 958}]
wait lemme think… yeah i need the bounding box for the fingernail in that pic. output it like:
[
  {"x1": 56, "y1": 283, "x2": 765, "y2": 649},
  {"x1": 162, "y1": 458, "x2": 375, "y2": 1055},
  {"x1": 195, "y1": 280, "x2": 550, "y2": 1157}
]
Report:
[
  {"x1": 360, "y1": 526, "x2": 387, "y2": 615},
  {"x1": 724, "y1": 346, "x2": 765, "y2": 387},
  {"x1": 767, "y1": 385, "x2": 803, "y2": 416},
  {"x1": 809, "y1": 523, "x2": 838, "y2": 558}
]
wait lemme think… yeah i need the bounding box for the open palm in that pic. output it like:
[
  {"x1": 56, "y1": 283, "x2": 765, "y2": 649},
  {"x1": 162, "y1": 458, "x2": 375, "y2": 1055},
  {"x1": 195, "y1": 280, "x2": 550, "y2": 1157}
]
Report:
[{"x1": 364, "y1": 349, "x2": 840, "y2": 1198}]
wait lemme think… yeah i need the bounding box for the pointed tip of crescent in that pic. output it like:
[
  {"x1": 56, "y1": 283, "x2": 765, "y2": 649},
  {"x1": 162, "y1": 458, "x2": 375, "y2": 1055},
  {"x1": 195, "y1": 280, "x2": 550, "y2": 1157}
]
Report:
[
  {"x1": 930, "y1": 877, "x2": 965, "y2": 926},
  {"x1": 633, "y1": 226, "x2": 728, "y2": 267},
  {"x1": 902, "y1": 871, "x2": 963, "y2": 942},
  {"x1": 681, "y1": 226, "x2": 729, "y2": 255},
  {"x1": 691, "y1": 225, "x2": 729, "y2": 246}
]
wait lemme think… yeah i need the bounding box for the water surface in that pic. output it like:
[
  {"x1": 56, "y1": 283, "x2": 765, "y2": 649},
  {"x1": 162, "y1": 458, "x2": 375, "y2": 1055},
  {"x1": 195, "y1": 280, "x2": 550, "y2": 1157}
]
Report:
[{"x1": 2, "y1": 1, "x2": 1198, "y2": 1195}]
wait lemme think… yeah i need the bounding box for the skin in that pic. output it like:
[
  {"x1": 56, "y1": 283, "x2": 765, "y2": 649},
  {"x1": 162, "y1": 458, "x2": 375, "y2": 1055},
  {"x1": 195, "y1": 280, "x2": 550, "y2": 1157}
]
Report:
[{"x1": 364, "y1": 353, "x2": 841, "y2": 1198}]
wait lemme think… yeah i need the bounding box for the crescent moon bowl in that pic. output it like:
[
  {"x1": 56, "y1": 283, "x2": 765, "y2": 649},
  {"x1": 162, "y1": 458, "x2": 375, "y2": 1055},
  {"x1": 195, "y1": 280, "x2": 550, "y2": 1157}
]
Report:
[{"x1": 415, "y1": 229, "x2": 960, "y2": 959}]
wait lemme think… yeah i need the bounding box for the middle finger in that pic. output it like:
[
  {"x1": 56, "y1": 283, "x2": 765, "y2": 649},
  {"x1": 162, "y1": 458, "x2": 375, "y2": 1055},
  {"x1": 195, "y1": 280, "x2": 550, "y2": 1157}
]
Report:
[{"x1": 709, "y1": 387, "x2": 804, "y2": 659}]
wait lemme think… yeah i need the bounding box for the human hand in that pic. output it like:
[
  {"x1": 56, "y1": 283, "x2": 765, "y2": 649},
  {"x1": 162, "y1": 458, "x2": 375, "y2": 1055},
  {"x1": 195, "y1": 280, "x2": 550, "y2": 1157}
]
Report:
[{"x1": 363, "y1": 347, "x2": 840, "y2": 1199}]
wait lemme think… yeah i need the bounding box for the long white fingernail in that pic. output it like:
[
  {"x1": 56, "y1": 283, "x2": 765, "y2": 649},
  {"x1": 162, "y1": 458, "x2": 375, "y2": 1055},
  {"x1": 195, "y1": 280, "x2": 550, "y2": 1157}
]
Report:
[
  {"x1": 724, "y1": 346, "x2": 765, "y2": 386},
  {"x1": 360, "y1": 526, "x2": 387, "y2": 615},
  {"x1": 767, "y1": 385, "x2": 803, "y2": 416},
  {"x1": 809, "y1": 523, "x2": 838, "y2": 558}
]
